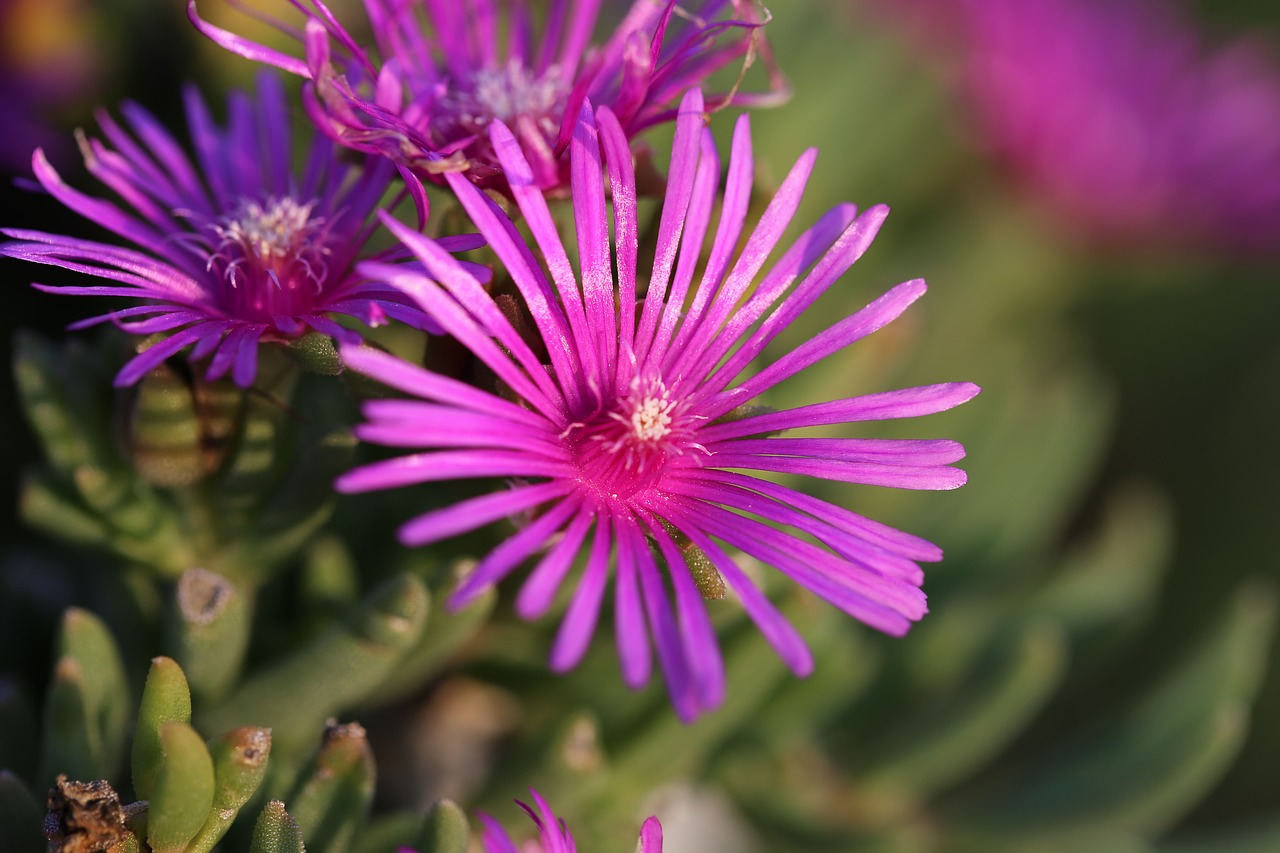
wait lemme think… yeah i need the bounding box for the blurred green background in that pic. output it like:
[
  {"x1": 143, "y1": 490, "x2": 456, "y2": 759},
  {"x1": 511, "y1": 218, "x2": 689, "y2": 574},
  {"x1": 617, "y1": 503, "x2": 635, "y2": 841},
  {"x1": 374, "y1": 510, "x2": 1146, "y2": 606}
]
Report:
[{"x1": 2, "y1": 1, "x2": 1279, "y2": 850}]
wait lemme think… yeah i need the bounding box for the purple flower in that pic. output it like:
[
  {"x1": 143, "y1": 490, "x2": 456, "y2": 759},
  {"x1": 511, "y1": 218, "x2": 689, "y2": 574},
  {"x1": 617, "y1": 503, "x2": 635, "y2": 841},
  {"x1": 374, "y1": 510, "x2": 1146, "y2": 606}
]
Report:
[
  {"x1": 188, "y1": 0, "x2": 786, "y2": 192},
  {"x1": 1, "y1": 73, "x2": 467, "y2": 388},
  {"x1": 337, "y1": 90, "x2": 978, "y2": 721},
  {"x1": 941, "y1": 0, "x2": 1280, "y2": 250},
  {"x1": 466, "y1": 790, "x2": 661, "y2": 853}
]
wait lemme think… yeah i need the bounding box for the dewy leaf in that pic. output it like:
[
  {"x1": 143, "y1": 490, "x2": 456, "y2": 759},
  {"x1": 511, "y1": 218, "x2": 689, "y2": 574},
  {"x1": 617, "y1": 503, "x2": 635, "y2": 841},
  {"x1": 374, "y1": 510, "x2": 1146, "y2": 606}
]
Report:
[
  {"x1": 146, "y1": 722, "x2": 216, "y2": 853},
  {"x1": 200, "y1": 574, "x2": 427, "y2": 752},
  {"x1": 38, "y1": 658, "x2": 98, "y2": 785},
  {"x1": 286, "y1": 722, "x2": 375, "y2": 853},
  {"x1": 956, "y1": 582, "x2": 1276, "y2": 839},
  {"x1": 131, "y1": 657, "x2": 193, "y2": 800},
  {"x1": 250, "y1": 801, "x2": 306, "y2": 853}
]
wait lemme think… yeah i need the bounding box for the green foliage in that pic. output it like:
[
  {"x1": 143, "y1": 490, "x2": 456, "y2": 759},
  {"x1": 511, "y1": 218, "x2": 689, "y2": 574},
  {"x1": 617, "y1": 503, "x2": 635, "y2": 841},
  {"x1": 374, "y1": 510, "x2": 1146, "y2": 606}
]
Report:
[
  {"x1": 38, "y1": 609, "x2": 130, "y2": 787},
  {"x1": 132, "y1": 657, "x2": 193, "y2": 801}
]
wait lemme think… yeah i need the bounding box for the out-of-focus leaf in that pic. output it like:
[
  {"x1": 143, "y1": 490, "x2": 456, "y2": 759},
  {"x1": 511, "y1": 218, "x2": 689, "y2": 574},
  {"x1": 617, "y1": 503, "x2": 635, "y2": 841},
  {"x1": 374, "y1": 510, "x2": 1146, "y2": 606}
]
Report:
[
  {"x1": 0, "y1": 771, "x2": 43, "y2": 853},
  {"x1": 0, "y1": 680, "x2": 38, "y2": 784},
  {"x1": 860, "y1": 620, "x2": 1068, "y2": 796},
  {"x1": 1028, "y1": 485, "x2": 1172, "y2": 635},
  {"x1": 350, "y1": 812, "x2": 424, "y2": 853},
  {"x1": 38, "y1": 608, "x2": 129, "y2": 785},
  {"x1": 413, "y1": 798, "x2": 470, "y2": 853},
  {"x1": 956, "y1": 583, "x2": 1275, "y2": 838},
  {"x1": 200, "y1": 574, "x2": 428, "y2": 752},
  {"x1": 287, "y1": 722, "x2": 375, "y2": 853}
]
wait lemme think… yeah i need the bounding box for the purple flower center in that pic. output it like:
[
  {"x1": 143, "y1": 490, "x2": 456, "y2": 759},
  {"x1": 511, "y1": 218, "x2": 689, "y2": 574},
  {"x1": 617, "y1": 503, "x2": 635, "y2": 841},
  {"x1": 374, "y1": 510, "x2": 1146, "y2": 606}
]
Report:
[
  {"x1": 207, "y1": 196, "x2": 332, "y2": 323},
  {"x1": 563, "y1": 376, "x2": 707, "y2": 502},
  {"x1": 434, "y1": 60, "x2": 567, "y2": 152}
]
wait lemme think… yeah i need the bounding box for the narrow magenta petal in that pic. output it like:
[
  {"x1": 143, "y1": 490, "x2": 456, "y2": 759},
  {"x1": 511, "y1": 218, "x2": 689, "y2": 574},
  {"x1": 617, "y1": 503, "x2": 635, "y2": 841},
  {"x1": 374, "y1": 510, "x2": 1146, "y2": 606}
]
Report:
[
  {"x1": 614, "y1": 522, "x2": 652, "y2": 689},
  {"x1": 549, "y1": 514, "x2": 613, "y2": 672},
  {"x1": 398, "y1": 481, "x2": 571, "y2": 548}
]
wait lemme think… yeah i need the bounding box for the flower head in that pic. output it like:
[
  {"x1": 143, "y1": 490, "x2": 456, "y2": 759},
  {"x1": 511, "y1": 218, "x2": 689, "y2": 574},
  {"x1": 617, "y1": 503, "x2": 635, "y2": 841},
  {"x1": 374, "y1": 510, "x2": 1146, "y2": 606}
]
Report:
[
  {"x1": 468, "y1": 790, "x2": 661, "y2": 853},
  {"x1": 337, "y1": 90, "x2": 978, "y2": 720},
  {"x1": 932, "y1": 0, "x2": 1280, "y2": 250},
  {"x1": 1, "y1": 73, "x2": 461, "y2": 388},
  {"x1": 189, "y1": 0, "x2": 786, "y2": 191}
]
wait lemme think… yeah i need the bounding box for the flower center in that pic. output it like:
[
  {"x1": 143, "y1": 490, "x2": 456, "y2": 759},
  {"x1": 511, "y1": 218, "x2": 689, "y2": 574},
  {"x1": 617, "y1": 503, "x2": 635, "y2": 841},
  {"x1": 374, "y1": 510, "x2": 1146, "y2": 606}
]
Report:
[
  {"x1": 564, "y1": 377, "x2": 706, "y2": 502},
  {"x1": 208, "y1": 196, "x2": 331, "y2": 322},
  {"x1": 435, "y1": 60, "x2": 567, "y2": 151}
]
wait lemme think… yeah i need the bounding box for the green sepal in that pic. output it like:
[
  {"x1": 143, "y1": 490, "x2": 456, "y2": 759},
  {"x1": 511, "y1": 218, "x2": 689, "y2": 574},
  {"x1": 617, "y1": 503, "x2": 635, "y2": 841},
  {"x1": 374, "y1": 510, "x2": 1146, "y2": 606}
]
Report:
[
  {"x1": 183, "y1": 726, "x2": 272, "y2": 853},
  {"x1": 0, "y1": 771, "x2": 43, "y2": 853},
  {"x1": 249, "y1": 801, "x2": 306, "y2": 853},
  {"x1": 132, "y1": 657, "x2": 193, "y2": 800},
  {"x1": 166, "y1": 568, "x2": 253, "y2": 703},
  {"x1": 39, "y1": 608, "x2": 130, "y2": 785},
  {"x1": 201, "y1": 574, "x2": 427, "y2": 752},
  {"x1": 413, "y1": 799, "x2": 470, "y2": 853},
  {"x1": 287, "y1": 722, "x2": 375, "y2": 853},
  {"x1": 146, "y1": 721, "x2": 216, "y2": 853}
]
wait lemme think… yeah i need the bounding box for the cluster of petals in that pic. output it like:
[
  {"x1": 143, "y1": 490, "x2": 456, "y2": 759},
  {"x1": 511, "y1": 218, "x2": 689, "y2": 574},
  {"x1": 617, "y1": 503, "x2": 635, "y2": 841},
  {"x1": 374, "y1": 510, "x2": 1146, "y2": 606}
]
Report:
[
  {"x1": 927, "y1": 0, "x2": 1280, "y2": 250},
  {"x1": 0, "y1": 73, "x2": 465, "y2": 388},
  {"x1": 464, "y1": 790, "x2": 661, "y2": 853},
  {"x1": 188, "y1": 0, "x2": 787, "y2": 192},
  {"x1": 336, "y1": 89, "x2": 978, "y2": 721}
]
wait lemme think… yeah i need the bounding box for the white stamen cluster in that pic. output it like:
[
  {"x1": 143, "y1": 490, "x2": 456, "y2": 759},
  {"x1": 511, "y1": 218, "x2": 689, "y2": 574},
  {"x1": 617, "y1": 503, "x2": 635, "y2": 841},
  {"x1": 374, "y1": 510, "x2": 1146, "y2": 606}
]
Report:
[{"x1": 211, "y1": 196, "x2": 328, "y2": 291}]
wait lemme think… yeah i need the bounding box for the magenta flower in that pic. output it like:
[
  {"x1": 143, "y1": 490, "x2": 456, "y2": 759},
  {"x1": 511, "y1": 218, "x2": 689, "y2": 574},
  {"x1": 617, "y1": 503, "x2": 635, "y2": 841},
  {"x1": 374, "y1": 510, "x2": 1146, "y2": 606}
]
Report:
[
  {"x1": 1, "y1": 74, "x2": 468, "y2": 388},
  {"x1": 337, "y1": 90, "x2": 978, "y2": 721},
  {"x1": 188, "y1": 0, "x2": 786, "y2": 191},
  {"x1": 946, "y1": 0, "x2": 1280, "y2": 250},
  {"x1": 465, "y1": 790, "x2": 661, "y2": 853}
]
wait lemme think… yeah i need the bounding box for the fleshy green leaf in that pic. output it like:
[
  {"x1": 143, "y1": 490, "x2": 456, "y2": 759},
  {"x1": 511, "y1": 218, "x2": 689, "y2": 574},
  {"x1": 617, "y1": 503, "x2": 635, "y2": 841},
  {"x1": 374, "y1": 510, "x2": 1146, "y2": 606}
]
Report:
[
  {"x1": 413, "y1": 799, "x2": 470, "y2": 853},
  {"x1": 184, "y1": 727, "x2": 273, "y2": 853},
  {"x1": 287, "y1": 722, "x2": 376, "y2": 853},
  {"x1": 165, "y1": 568, "x2": 253, "y2": 703},
  {"x1": 132, "y1": 657, "x2": 193, "y2": 800},
  {"x1": 146, "y1": 721, "x2": 216, "y2": 853},
  {"x1": 200, "y1": 574, "x2": 428, "y2": 752}
]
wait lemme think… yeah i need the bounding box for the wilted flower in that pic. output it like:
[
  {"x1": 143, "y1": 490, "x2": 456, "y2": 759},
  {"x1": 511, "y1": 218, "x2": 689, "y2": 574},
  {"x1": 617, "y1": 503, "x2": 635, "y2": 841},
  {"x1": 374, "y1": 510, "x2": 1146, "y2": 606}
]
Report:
[
  {"x1": 337, "y1": 89, "x2": 977, "y2": 720},
  {"x1": 188, "y1": 0, "x2": 786, "y2": 191},
  {"x1": 934, "y1": 0, "x2": 1280, "y2": 250},
  {"x1": 465, "y1": 790, "x2": 661, "y2": 852},
  {"x1": 1, "y1": 73, "x2": 466, "y2": 388}
]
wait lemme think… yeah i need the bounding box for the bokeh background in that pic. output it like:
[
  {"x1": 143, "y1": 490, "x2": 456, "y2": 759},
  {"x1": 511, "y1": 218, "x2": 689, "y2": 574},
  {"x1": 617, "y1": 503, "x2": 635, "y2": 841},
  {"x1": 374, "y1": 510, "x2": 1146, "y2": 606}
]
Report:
[{"x1": 2, "y1": 1, "x2": 1279, "y2": 850}]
